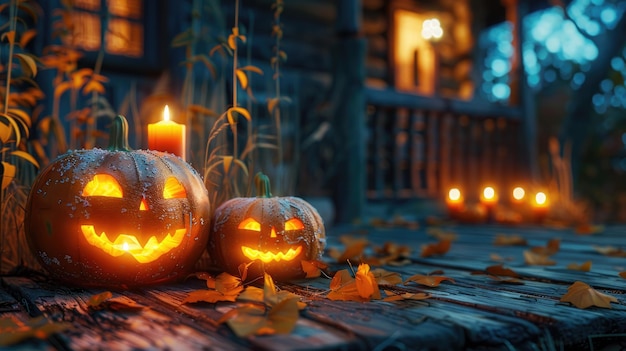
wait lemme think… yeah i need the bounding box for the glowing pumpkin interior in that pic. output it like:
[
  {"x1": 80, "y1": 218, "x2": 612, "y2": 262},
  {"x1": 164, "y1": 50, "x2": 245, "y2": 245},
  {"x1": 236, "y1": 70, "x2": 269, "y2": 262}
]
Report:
[
  {"x1": 80, "y1": 174, "x2": 188, "y2": 263},
  {"x1": 238, "y1": 217, "x2": 304, "y2": 263}
]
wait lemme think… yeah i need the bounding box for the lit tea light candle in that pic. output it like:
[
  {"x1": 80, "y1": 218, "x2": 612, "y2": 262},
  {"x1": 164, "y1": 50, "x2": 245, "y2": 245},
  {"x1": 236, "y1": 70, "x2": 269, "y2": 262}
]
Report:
[
  {"x1": 532, "y1": 191, "x2": 549, "y2": 222},
  {"x1": 148, "y1": 105, "x2": 186, "y2": 160},
  {"x1": 446, "y1": 187, "x2": 464, "y2": 218},
  {"x1": 480, "y1": 186, "x2": 498, "y2": 207},
  {"x1": 512, "y1": 187, "x2": 525, "y2": 202}
]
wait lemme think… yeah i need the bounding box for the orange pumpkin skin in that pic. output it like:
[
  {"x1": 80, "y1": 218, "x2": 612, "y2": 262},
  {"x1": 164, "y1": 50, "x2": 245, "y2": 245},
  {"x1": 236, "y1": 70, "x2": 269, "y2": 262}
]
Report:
[
  {"x1": 209, "y1": 173, "x2": 325, "y2": 281},
  {"x1": 25, "y1": 116, "x2": 210, "y2": 287}
]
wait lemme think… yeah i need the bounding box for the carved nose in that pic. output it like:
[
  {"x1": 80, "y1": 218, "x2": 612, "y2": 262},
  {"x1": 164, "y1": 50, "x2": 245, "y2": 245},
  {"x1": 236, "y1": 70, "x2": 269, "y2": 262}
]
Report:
[
  {"x1": 270, "y1": 226, "x2": 277, "y2": 238},
  {"x1": 139, "y1": 197, "x2": 149, "y2": 211}
]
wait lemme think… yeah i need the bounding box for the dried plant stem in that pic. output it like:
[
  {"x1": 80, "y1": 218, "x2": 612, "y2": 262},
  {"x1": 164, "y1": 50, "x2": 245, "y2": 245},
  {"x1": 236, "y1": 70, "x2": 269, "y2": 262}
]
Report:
[
  {"x1": 231, "y1": 0, "x2": 240, "y2": 160},
  {"x1": 1, "y1": 0, "x2": 18, "y2": 259}
]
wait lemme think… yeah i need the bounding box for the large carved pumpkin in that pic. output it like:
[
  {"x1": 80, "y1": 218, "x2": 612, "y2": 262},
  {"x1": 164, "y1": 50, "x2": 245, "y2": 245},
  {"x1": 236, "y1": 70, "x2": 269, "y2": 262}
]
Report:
[
  {"x1": 26, "y1": 115, "x2": 210, "y2": 287},
  {"x1": 209, "y1": 173, "x2": 325, "y2": 280}
]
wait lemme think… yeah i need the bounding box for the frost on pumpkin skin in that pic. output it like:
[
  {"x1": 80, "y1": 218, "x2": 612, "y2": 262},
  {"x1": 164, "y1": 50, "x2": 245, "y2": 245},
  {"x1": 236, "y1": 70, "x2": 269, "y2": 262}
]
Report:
[
  {"x1": 25, "y1": 142, "x2": 211, "y2": 287},
  {"x1": 208, "y1": 189, "x2": 326, "y2": 280}
]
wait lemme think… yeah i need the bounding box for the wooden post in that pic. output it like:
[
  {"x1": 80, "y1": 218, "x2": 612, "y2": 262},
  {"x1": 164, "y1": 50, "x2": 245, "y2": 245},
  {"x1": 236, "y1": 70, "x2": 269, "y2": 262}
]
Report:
[
  {"x1": 505, "y1": 0, "x2": 538, "y2": 182},
  {"x1": 332, "y1": 0, "x2": 366, "y2": 224}
]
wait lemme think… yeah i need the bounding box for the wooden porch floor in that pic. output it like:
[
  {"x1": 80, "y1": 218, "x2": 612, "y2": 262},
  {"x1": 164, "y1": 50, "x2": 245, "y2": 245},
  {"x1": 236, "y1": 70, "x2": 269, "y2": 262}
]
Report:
[{"x1": 2, "y1": 223, "x2": 626, "y2": 350}]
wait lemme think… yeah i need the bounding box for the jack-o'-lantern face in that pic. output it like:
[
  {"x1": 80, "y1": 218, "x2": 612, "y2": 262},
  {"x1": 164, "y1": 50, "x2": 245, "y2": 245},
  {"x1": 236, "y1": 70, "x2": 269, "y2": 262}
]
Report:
[
  {"x1": 209, "y1": 173, "x2": 325, "y2": 281},
  {"x1": 25, "y1": 115, "x2": 211, "y2": 288},
  {"x1": 238, "y1": 217, "x2": 304, "y2": 263},
  {"x1": 79, "y1": 174, "x2": 188, "y2": 263}
]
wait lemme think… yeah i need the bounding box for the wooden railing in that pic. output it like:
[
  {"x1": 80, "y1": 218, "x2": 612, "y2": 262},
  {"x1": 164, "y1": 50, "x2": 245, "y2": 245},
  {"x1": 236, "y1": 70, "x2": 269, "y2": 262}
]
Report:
[{"x1": 365, "y1": 88, "x2": 527, "y2": 203}]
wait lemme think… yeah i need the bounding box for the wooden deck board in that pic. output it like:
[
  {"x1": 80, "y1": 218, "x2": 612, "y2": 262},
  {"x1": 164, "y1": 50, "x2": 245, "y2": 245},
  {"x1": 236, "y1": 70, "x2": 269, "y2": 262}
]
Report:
[{"x1": 1, "y1": 223, "x2": 626, "y2": 350}]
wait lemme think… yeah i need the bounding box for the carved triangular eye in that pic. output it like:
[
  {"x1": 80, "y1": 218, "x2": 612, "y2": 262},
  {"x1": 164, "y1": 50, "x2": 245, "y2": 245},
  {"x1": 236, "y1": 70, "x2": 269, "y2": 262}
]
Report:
[
  {"x1": 285, "y1": 218, "x2": 304, "y2": 231},
  {"x1": 82, "y1": 174, "x2": 123, "y2": 197},
  {"x1": 238, "y1": 218, "x2": 261, "y2": 231},
  {"x1": 163, "y1": 177, "x2": 186, "y2": 199}
]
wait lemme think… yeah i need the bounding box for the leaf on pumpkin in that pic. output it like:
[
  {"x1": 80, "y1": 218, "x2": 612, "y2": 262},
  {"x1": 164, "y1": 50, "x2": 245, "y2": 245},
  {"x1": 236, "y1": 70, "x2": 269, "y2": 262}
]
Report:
[
  {"x1": 566, "y1": 261, "x2": 592, "y2": 272},
  {"x1": 371, "y1": 268, "x2": 403, "y2": 285},
  {"x1": 559, "y1": 281, "x2": 617, "y2": 309},
  {"x1": 383, "y1": 290, "x2": 430, "y2": 302},
  {"x1": 524, "y1": 250, "x2": 556, "y2": 266},
  {"x1": 0, "y1": 316, "x2": 71, "y2": 347},
  {"x1": 530, "y1": 238, "x2": 560, "y2": 256},
  {"x1": 301, "y1": 259, "x2": 328, "y2": 278},
  {"x1": 404, "y1": 273, "x2": 455, "y2": 287},
  {"x1": 493, "y1": 234, "x2": 527, "y2": 246},
  {"x1": 421, "y1": 239, "x2": 452, "y2": 258}
]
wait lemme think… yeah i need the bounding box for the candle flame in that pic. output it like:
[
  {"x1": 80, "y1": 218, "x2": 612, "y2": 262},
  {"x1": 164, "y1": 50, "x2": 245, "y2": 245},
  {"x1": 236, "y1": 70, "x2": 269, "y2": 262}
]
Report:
[
  {"x1": 123, "y1": 242, "x2": 129, "y2": 251},
  {"x1": 448, "y1": 188, "x2": 461, "y2": 201},
  {"x1": 483, "y1": 186, "x2": 496, "y2": 200},
  {"x1": 535, "y1": 192, "x2": 547, "y2": 206},
  {"x1": 512, "y1": 187, "x2": 525, "y2": 201},
  {"x1": 163, "y1": 105, "x2": 170, "y2": 122}
]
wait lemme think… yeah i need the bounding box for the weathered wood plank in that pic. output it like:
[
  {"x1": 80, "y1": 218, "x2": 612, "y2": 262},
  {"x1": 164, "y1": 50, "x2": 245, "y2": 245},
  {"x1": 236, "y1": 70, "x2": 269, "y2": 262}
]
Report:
[
  {"x1": 2, "y1": 277, "x2": 243, "y2": 351},
  {"x1": 139, "y1": 281, "x2": 362, "y2": 351},
  {"x1": 0, "y1": 286, "x2": 54, "y2": 351}
]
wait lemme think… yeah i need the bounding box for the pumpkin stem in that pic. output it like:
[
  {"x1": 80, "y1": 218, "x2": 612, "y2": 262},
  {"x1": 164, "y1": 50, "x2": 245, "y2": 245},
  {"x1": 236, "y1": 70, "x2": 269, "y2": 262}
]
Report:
[
  {"x1": 108, "y1": 115, "x2": 131, "y2": 151},
  {"x1": 254, "y1": 172, "x2": 272, "y2": 198}
]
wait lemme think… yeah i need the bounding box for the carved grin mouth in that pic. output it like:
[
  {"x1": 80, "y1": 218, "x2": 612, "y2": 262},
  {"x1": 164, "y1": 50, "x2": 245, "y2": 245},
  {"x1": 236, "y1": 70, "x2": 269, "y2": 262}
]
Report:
[
  {"x1": 81, "y1": 225, "x2": 186, "y2": 263},
  {"x1": 241, "y1": 245, "x2": 302, "y2": 263}
]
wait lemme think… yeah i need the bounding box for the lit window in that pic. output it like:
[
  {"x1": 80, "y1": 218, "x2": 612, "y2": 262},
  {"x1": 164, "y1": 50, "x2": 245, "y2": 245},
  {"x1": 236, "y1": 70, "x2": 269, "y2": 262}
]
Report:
[{"x1": 69, "y1": 0, "x2": 145, "y2": 58}]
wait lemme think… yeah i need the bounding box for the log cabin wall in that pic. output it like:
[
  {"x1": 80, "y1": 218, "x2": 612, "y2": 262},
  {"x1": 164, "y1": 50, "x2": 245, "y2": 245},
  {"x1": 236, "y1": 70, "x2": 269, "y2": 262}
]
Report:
[{"x1": 362, "y1": 0, "x2": 527, "y2": 206}]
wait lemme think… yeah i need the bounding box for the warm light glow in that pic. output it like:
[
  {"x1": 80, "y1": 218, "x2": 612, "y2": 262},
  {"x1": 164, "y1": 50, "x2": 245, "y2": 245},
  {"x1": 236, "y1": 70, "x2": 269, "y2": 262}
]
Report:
[
  {"x1": 421, "y1": 18, "x2": 443, "y2": 40},
  {"x1": 139, "y1": 198, "x2": 149, "y2": 211},
  {"x1": 535, "y1": 192, "x2": 548, "y2": 206},
  {"x1": 82, "y1": 174, "x2": 123, "y2": 198},
  {"x1": 285, "y1": 218, "x2": 304, "y2": 231},
  {"x1": 239, "y1": 218, "x2": 261, "y2": 231},
  {"x1": 163, "y1": 177, "x2": 186, "y2": 199},
  {"x1": 448, "y1": 188, "x2": 462, "y2": 202},
  {"x1": 81, "y1": 225, "x2": 186, "y2": 263},
  {"x1": 241, "y1": 245, "x2": 302, "y2": 263},
  {"x1": 512, "y1": 187, "x2": 525, "y2": 201},
  {"x1": 163, "y1": 105, "x2": 170, "y2": 122},
  {"x1": 483, "y1": 186, "x2": 496, "y2": 200},
  {"x1": 393, "y1": 9, "x2": 437, "y2": 95}
]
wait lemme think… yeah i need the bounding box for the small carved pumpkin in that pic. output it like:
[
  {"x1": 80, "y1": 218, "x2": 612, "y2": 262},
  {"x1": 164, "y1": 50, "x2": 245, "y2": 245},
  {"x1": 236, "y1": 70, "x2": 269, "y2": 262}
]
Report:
[
  {"x1": 209, "y1": 172, "x2": 325, "y2": 280},
  {"x1": 26, "y1": 115, "x2": 210, "y2": 287}
]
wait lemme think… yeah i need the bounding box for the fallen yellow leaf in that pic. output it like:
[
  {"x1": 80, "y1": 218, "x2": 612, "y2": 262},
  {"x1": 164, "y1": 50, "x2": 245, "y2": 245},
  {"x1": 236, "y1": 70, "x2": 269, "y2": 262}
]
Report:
[
  {"x1": 421, "y1": 239, "x2": 452, "y2": 258},
  {"x1": 524, "y1": 250, "x2": 556, "y2": 266},
  {"x1": 493, "y1": 234, "x2": 527, "y2": 246},
  {"x1": 404, "y1": 274, "x2": 455, "y2": 287},
  {"x1": 566, "y1": 261, "x2": 592, "y2": 272},
  {"x1": 560, "y1": 281, "x2": 617, "y2": 309},
  {"x1": 383, "y1": 290, "x2": 430, "y2": 302}
]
